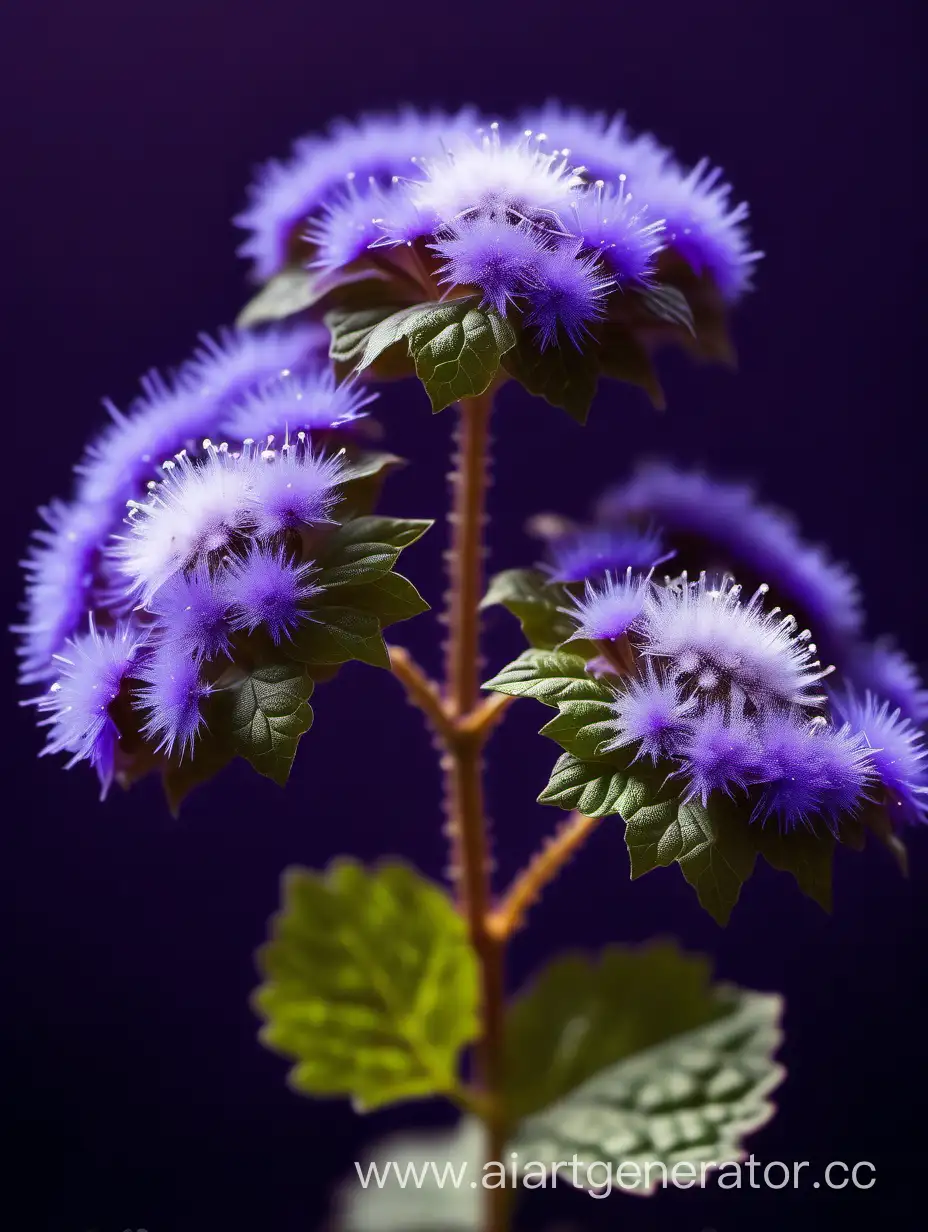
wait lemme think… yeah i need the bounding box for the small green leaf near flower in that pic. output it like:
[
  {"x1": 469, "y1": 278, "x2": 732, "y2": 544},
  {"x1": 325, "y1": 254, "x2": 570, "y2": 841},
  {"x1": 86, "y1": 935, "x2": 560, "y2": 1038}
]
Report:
[
  {"x1": 483, "y1": 648, "x2": 611, "y2": 708},
  {"x1": 501, "y1": 329, "x2": 600, "y2": 423},
  {"x1": 287, "y1": 606, "x2": 390, "y2": 669},
  {"x1": 254, "y1": 860, "x2": 480, "y2": 1111},
  {"x1": 405, "y1": 302, "x2": 517, "y2": 412},
  {"x1": 227, "y1": 661, "x2": 315, "y2": 787},
  {"x1": 480, "y1": 568, "x2": 576, "y2": 649}
]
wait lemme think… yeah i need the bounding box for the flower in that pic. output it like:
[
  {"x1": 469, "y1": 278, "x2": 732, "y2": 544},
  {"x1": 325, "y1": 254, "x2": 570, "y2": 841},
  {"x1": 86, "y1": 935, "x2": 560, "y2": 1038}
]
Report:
[
  {"x1": 567, "y1": 569, "x2": 651, "y2": 642},
  {"x1": 751, "y1": 712, "x2": 874, "y2": 830},
  {"x1": 235, "y1": 108, "x2": 482, "y2": 280},
  {"x1": 248, "y1": 439, "x2": 346, "y2": 537},
  {"x1": 599, "y1": 464, "x2": 864, "y2": 645},
  {"x1": 432, "y1": 216, "x2": 545, "y2": 316},
  {"x1": 672, "y1": 703, "x2": 760, "y2": 806},
  {"x1": 306, "y1": 180, "x2": 394, "y2": 273},
  {"x1": 641, "y1": 573, "x2": 831, "y2": 710},
  {"x1": 567, "y1": 178, "x2": 664, "y2": 283},
  {"x1": 545, "y1": 524, "x2": 673, "y2": 583},
  {"x1": 834, "y1": 692, "x2": 928, "y2": 825},
  {"x1": 522, "y1": 243, "x2": 613, "y2": 349},
  {"x1": 224, "y1": 543, "x2": 319, "y2": 643},
  {"x1": 27, "y1": 619, "x2": 147, "y2": 796},
  {"x1": 604, "y1": 664, "x2": 695, "y2": 764},
  {"x1": 182, "y1": 325, "x2": 328, "y2": 415},
  {"x1": 514, "y1": 103, "x2": 672, "y2": 185},
  {"x1": 147, "y1": 564, "x2": 232, "y2": 661},
  {"x1": 219, "y1": 371, "x2": 376, "y2": 443},
  {"x1": 136, "y1": 649, "x2": 212, "y2": 760},
  {"x1": 844, "y1": 640, "x2": 928, "y2": 725}
]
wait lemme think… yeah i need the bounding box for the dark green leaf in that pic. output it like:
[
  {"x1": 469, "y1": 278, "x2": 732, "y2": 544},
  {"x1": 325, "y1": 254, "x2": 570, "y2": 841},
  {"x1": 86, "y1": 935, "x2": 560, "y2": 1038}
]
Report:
[
  {"x1": 227, "y1": 661, "x2": 315, "y2": 787},
  {"x1": 501, "y1": 330, "x2": 600, "y2": 422},
  {"x1": 754, "y1": 822, "x2": 835, "y2": 912},
  {"x1": 236, "y1": 267, "x2": 322, "y2": 327},
  {"x1": 510, "y1": 988, "x2": 784, "y2": 1191},
  {"x1": 405, "y1": 301, "x2": 516, "y2": 412},
  {"x1": 254, "y1": 860, "x2": 480, "y2": 1111},
  {"x1": 598, "y1": 328, "x2": 666, "y2": 409},
  {"x1": 537, "y1": 751, "x2": 632, "y2": 816},
  {"x1": 632, "y1": 283, "x2": 696, "y2": 336},
  {"x1": 332, "y1": 573, "x2": 430, "y2": 629},
  {"x1": 483, "y1": 648, "x2": 612, "y2": 708},
  {"x1": 317, "y1": 542, "x2": 401, "y2": 589},
  {"x1": 322, "y1": 516, "x2": 432, "y2": 557},
  {"x1": 336, "y1": 450, "x2": 405, "y2": 520},
  {"x1": 480, "y1": 568, "x2": 576, "y2": 650},
  {"x1": 504, "y1": 942, "x2": 727, "y2": 1122},
  {"x1": 287, "y1": 607, "x2": 390, "y2": 669},
  {"x1": 326, "y1": 305, "x2": 412, "y2": 365},
  {"x1": 538, "y1": 699, "x2": 617, "y2": 760}
]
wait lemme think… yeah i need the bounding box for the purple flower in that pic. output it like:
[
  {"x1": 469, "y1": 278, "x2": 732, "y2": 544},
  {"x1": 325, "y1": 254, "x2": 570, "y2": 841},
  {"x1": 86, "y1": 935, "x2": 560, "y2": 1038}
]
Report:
[
  {"x1": 219, "y1": 371, "x2": 376, "y2": 442},
  {"x1": 642, "y1": 573, "x2": 831, "y2": 710},
  {"x1": 568, "y1": 179, "x2": 664, "y2": 283},
  {"x1": 306, "y1": 181, "x2": 391, "y2": 272},
  {"x1": 568, "y1": 569, "x2": 651, "y2": 642},
  {"x1": 223, "y1": 544, "x2": 319, "y2": 644},
  {"x1": 523, "y1": 243, "x2": 613, "y2": 349},
  {"x1": 844, "y1": 640, "x2": 928, "y2": 725},
  {"x1": 546, "y1": 525, "x2": 674, "y2": 583},
  {"x1": 600, "y1": 464, "x2": 864, "y2": 645},
  {"x1": 235, "y1": 108, "x2": 482, "y2": 280},
  {"x1": 672, "y1": 704, "x2": 760, "y2": 806},
  {"x1": 147, "y1": 564, "x2": 232, "y2": 661},
  {"x1": 27, "y1": 619, "x2": 148, "y2": 796},
  {"x1": 514, "y1": 103, "x2": 672, "y2": 185},
  {"x1": 751, "y1": 712, "x2": 874, "y2": 830},
  {"x1": 249, "y1": 442, "x2": 346, "y2": 538},
  {"x1": 432, "y1": 216, "x2": 544, "y2": 316},
  {"x1": 136, "y1": 649, "x2": 212, "y2": 761},
  {"x1": 182, "y1": 325, "x2": 327, "y2": 414},
  {"x1": 834, "y1": 692, "x2": 928, "y2": 825},
  {"x1": 604, "y1": 664, "x2": 695, "y2": 764}
]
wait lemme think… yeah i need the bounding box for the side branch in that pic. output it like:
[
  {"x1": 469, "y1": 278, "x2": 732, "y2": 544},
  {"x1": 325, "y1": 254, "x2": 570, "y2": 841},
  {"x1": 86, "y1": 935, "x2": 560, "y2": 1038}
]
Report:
[
  {"x1": 489, "y1": 811, "x2": 601, "y2": 940},
  {"x1": 388, "y1": 644, "x2": 453, "y2": 740}
]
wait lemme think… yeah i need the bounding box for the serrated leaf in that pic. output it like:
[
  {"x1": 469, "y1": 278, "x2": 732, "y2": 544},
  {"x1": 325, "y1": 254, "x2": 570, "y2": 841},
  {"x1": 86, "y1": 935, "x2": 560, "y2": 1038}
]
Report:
[
  {"x1": 287, "y1": 607, "x2": 390, "y2": 668},
  {"x1": 505, "y1": 942, "x2": 728, "y2": 1122},
  {"x1": 227, "y1": 661, "x2": 314, "y2": 787},
  {"x1": 538, "y1": 699, "x2": 617, "y2": 760},
  {"x1": 754, "y1": 822, "x2": 835, "y2": 912},
  {"x1": 326, "y1": 305, "x2": 412, "y2": 364},
  {"x1": 501, "y1": 331, "x2": 600, "y2": 422},
  {"x1": 405, "y1": 301, "x2": 516, "y2": 412},
  {"x1": 322, "y1": 516, "x2": 432, "y2": 557},
  {"x1": 483, "y1": 648, "x2": 612, "y2": 708},
  {"x1": 254, "y1": 860, "x2": 480, "y2": 1111},
  {"x1": 633, "y1": 283, "x2": 696, "y2": 335},
  {"x1": 333, "y1": 573, "x2": 430, "y2": 629},
  {"x1": 537, "y1": 751, "x2": 631, "y2": 816},
  {"x1": 317, "y1": 542, "x2": 402, "y2": 588},
  {"x1": 510, "y1": 988, "x2": 784, "y2": 1191},
  {"x1": 480, "y1": 568, "x2": 576, "y2": 650}
]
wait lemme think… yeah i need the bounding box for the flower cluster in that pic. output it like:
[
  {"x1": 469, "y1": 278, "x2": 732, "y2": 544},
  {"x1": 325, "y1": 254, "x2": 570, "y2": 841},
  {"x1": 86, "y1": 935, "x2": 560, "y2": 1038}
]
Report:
[
  {"x1": 565, "y1": 567, "x2": 927, "y2": 830},
  {"x1": 236, "y1": 104, "x2": 760, "y2": 355},
  {"x1": 18, "y1": 322, "x2": 380, "y2": 796}
]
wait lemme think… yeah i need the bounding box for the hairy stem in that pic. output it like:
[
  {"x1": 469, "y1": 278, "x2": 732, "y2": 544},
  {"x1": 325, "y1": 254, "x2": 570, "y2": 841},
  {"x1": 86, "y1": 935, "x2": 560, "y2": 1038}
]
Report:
[
  {"x1": 443, "y1": 390, "x2": 508, "y2": 1232},
  {"x1": 489, "y1": 811, "x2": 601, "y2": 941}
]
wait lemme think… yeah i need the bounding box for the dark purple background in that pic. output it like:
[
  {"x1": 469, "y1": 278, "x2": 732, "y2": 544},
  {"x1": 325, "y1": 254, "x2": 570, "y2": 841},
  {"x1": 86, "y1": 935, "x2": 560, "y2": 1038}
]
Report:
[{"x1": 1, "y1": 1, "x2": 922, "y2": 1228}]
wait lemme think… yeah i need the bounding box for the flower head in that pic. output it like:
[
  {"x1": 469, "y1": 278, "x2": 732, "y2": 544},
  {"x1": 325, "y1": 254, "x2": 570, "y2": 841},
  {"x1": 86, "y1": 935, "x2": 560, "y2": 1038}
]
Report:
[
  {"x1": 219, "y1": 371, "x2": 376, "y2": 442},
  {"x1": 642, "y1": 573, "x2": 831, "y2": 710},
  {"x1": 306, "y1": 181, "x2": 392, "y2": 272},
  {"x1": 514, "y1": 103, "x2": 672, "y2": 184},
  {"x1": 224, "y1": 543, "x2": 319, "y2": 643},
  {"x1": 136, "y1": 649, "x2": 212, "y2": 761},
  {"x1": 568, "y1": 179, "x2": 664, "y2": 283},
  {"x1": 432, "y1": 216, "x2": 545, "y2": 316},
  {"x1": 604, "y1": 664, "x2": 695, "y2": 764},
  {"x1": 834, "y1": 692, "x2": 928, "y2": 825},
  {"x1": 248, "y1": 438, "x2": 346, "y2": 537},
  {"x1": 546, "y1": 524, "x2": 673, "y2": 583},
  {"x1": 522, "y1": 243, "x2": 613, "y2": 349},
  {"x1": 568, "y1": 569, "x2": 651, "y2": 642},
  {"x1": 844, "y1": 640, "x2": 928, "y2": 725},
  {"x1": 147, "y1": 564, "x2": 232, "y2": 661},
  {"x1": 672, "y1": 704, "x2": 760, "y2": 806}
]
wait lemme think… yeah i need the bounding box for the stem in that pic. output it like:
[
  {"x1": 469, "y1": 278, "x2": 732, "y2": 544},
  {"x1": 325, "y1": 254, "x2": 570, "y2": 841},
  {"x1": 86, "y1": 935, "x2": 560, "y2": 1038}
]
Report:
[
  {"x1": 489, "y1": 811, "x2": 601, "y2": 941},
  {"x1": 443, "y1": 390, "x2": 508, "y2": 1232}
]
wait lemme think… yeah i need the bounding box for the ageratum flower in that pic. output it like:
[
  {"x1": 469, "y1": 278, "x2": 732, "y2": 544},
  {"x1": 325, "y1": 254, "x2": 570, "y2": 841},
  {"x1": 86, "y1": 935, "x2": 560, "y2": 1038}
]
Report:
[
  {"x1": 672, "y1": 703, "x2": 760, "y2": 806},
  {"x1": 224, "y1": 543, "x2": 319, "y2": 643},
  {"x1": 136, "y1": 649, "x2": 213, "y2": 761},
  {"x1": 834, "y1": 693, "x2": 928, "y2": 826},
  {"x1": 545, "y1": 524, "x2": 674, "y2": 583},
  {"x1": 567, "y1": 569, "x2": 651, "y2": 642},
  {"x1": 603, "y1": 664, "x2": 695, "y2": 764}
]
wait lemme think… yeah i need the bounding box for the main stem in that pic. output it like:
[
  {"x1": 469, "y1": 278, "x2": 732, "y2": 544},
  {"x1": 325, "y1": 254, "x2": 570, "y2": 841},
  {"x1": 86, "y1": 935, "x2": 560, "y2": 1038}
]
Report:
[{"x1": 444, "y1": 389, "x2": 508, "y2": 1232}]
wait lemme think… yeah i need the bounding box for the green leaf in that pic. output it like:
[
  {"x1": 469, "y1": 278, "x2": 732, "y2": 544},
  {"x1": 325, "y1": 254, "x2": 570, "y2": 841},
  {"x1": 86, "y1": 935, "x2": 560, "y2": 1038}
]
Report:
[
  {"x1": 632, "y1": 283, "x2": 696, "y2": 335},
  {"x1": 227, "y1": 661, "x2": 314, "y2": 787},
  {"x1": 510, "y1": 987, "x2": 784, "y2": 1191},
  {"x1": 501, "y1": 330, "x2": 600, "y2": 422},
  {"x1": 480, "y1": 568, "x2": 576, "y2": 650},
  {"x1": 254, "y1": 860, "x2": 480, "y2": 1111},
  {"x1": 317, "y1": 542, "x2": 402, "y2": 588},
  {"x1": 754, "y1": 822, "x2": 835, "y2": 912},
  {"x1": 326, "y1": 305, "x2": 412, "y2": 365},
  {"x1": 322, "y1": 516, "x2": 433, "y2": 558},
  {"x1": 483, "y1": 648, "x2": 612, "y2": 708},
  {"x1": 538, "y1": 699, "x2": 617, "y2": 760},
  {"x1": 537, "y1": 751, "x2": 632, "y2": 816},
  {"x1": 598, "y1": 328, "x2": 666, "y2": 408},
  {"x1": 336, "y1": 450, "x2": 406, "y2": 520},
  {"x1": 287, "y1": 607, "x2": 390, "y2": 669},
  {"x1": 236, "y1": 267, "x2": 321, "y2": 327},
  {"x1": 405, "y1": 301, "x2": 517, "y2": 412},
  {"x1": 332, "y1": 572, "x2": 430, "y2": 629},
  {"x1": 504, "y1": 942, "x2": 728, "y2": 1122}
]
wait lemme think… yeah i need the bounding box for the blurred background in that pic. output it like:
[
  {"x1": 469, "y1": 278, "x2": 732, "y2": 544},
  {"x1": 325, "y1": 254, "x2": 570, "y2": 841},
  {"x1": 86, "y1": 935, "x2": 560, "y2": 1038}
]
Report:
[{"x1": 0, "y1": 1, "x2": 921, "y2": 1228}]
